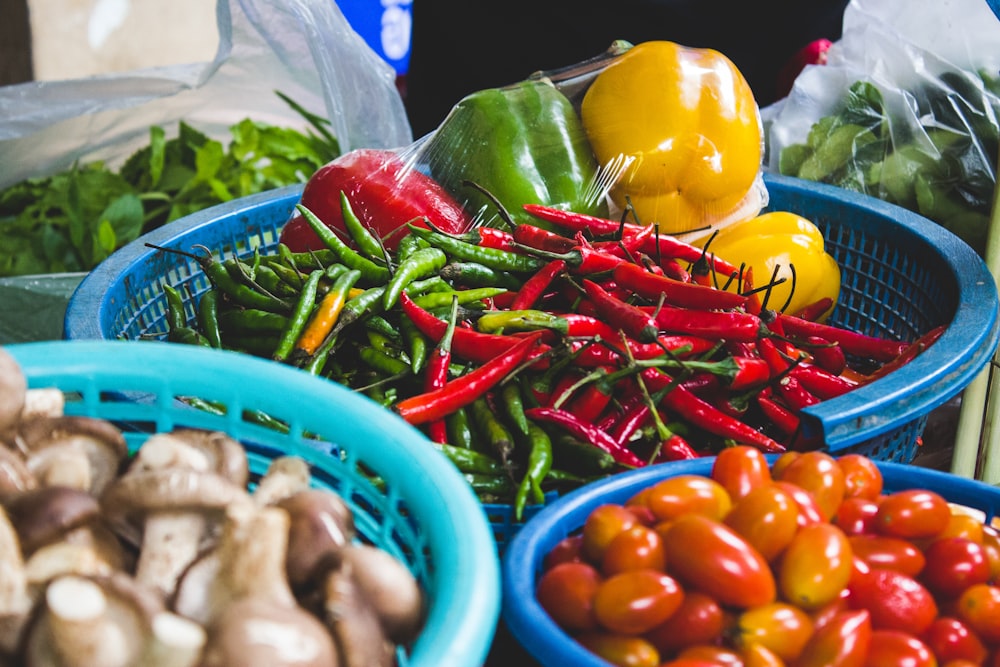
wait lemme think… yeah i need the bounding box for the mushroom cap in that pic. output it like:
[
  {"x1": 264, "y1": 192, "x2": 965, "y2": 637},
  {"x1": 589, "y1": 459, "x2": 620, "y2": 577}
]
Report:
[
  {"x1": 0, "y1": 349, "x2": 26, "y2": 436},
  {"x1": 144, "y1": 429, "x2": 249, "y2": 489},
  {"x1": 322, "y1": 563, "x2": 395, "y2": 667},
  {"x1": 5, "y1": 486, "x2": 102, "y2": 555},
  {"x1": 0, "y1": 447, "x2": 36, "y2": 504},
  {"x1": 340, "y1": 543, "x2": 424, "y2": 644},
  {"x1": 200, "y1": 595, "x2": 339, "y2": 667},
  {"x1": 275, "y1": 489, "x2": 355, "y2": 591},
  {"x1": 14, "y1": 416, "x2": 127, "y2": 496}
]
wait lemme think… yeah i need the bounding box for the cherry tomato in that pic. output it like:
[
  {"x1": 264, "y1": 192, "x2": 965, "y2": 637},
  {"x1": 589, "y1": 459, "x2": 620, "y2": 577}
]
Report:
[
  {"x1": 644, "y1": 591, "x2": 725, "y2": 655},
  {"x1": 733, "y1": 601, "x2": 814, "y2": 662},
  {"x1": 776, "y1": 451, "x2": 846, "y2": 519},
  {"x1": 711, "y1": 445, "x2": 772, "y2": 501},
  {"x1": 773, "y1": 480, "x2": 828, "y2": 526},
  {"x1": 536, "y1": 561, "x2": 602, "y2": 632},
  {"x1": 577, "y1": 633, "x2": 661, "y2": 667},
  {"x1": 795, "y1": 609, "x2": 871, "y2": 667},
  {"x1": 677, "y1": 645, "x2": 744, "y2": 665},
  {"x1": 955, "y1": 583, "x2": 1000, "y2": 644},
  {"x1": 982, "y1": 527, "x2": 1000, "y2": 582},
  {"x1": 921, "y1": 616, "x2": 988, "y2": 665},
  {"x1": 836, "y1": 453, "x2": 883, "y2": 500},
  {"x1": 778, "y1": 522, "x2": 853, "y2": 611},
  {"x1": 939, "y1": 510, "x2": 986, "y2": 544},
  {"x1": 723, "y1": 483, "x2": 800, "y2": 563},
  {"x1": 740, "y1": 642, "x2": 784, "y2": 667},
  {"x1": 602, "y1": 524, "x2": 668, "y2": 576},
  {"x1": 662, "y1": 514, "x2": 776, "y2": 609},
  {"x1": 544, "y1": 534, "x2": 584, "y2": 570},
  {"x1": 645, "y1": 475, "x2": 733, "y2": 523},
  {"x1": 921, "y1": 536, "x2": 991, "y2": 599},
  {"x1": 848, "y1": 567, "x2": 938, "y2": 635},
  {"x1": 864, "y1": 629, "x2": 936, "y2": 667},
  {"x1": 770, "y1": 452, "x2": 801, "y2": 478},
  {"x1": 593, "y1": 569, "x2": 685, "y2": 635},
  {"x1": 662, "y1": 660, "x2": 733, "y2": 667},
  {"x1": 874, "y1": 489, "x2": 951, "y2": 540},
  {"x1": 582, "y1": 504, "x2": 640, "y2": 563},
  {"x1": 848, "y1": 534, "x2": 926, "y2": 576},
  {"x1": 833, "y1": 497, "x2": 881, "y2": 536}
]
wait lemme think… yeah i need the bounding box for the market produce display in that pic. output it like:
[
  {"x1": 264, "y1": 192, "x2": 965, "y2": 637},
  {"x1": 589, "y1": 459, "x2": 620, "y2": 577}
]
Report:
[
  {"x1": 0, "y1": 93, "x2": 340, "y2": 278},
  {"x1": 528, "y1": 448, "x2": 1000, "y2": 666},
  {"x1": 0, "y1": 345, "x2": 424, "y2": 666}
]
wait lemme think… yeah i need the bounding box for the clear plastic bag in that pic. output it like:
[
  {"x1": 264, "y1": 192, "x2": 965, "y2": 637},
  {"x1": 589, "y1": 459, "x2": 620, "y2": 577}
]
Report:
[
  {"x1": 763, "y1": 0, "x2": 1000, "y2": 254},
  {"x1": 0, "y1": 0, "x2": 412, "y2": 190}
]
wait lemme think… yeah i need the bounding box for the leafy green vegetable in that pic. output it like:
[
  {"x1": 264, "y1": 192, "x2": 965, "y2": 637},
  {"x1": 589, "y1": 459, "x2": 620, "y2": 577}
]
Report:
[{"x1": 0, "y1": 92, "x2": 340, "y2": 277}]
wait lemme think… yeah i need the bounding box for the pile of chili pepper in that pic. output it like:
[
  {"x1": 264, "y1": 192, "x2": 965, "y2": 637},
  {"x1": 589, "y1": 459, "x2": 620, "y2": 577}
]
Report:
[{"x1": 151, "y1": 192, "x2": 944, "y2": 520}]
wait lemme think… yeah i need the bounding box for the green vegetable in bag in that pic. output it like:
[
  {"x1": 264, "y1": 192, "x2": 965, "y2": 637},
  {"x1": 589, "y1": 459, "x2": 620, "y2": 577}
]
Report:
[{"x1": 425, "y1": 79, "x2": 607, "y2": 230}]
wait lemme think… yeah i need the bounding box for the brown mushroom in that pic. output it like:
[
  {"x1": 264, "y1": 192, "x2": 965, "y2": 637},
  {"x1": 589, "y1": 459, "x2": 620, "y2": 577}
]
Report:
[
  {"x1": 138, "y1": 610, "x2": 206, "y2": 667},
  {"x1": 0, "y1": 447, "x2": 36, "y2": 504},
  {"x1": 322, "y1": 562, "x2": 395, "y2": 667},
  {"x1": 275, "y1": 488, "x2": 355, "y2": 592},
  {"x1": 338, "y1": 543, "x2": 424, "y2": 644},
  {"x1": 5, "y1": 486, "x2": 105, "y2": 557},
  {"x1": 0, "y1": 506, "x2": 31, "y2": 655},
  {"x1": 252, "y1": 456, "x2": 312, "y2": 507},
  {"x1": 0, "y1": 349, "x2": 26, "y2": 436},
  {"x1": 20, "y1": 388, "x2": 65, "y2": 421},
  {"x1": 132, "y1": 430, "x2": 248, "y2": 491}
]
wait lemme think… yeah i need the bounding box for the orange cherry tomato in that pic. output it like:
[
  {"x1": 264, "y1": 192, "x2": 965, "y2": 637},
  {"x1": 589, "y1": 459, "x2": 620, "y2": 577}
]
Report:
[
  {"x1": 955, "y1": 583, "x2": 1000, "y2": 644},
  {"x1": 835, "y1": 453, "x2": 883, "y2": 500},
  {"x1": 874, "y1": 489, "x2": 951, "y2": 540},
  {"x1": 724, "y1": 483, "x2": 800, "y2": 563},
  {"x1": 593, "y1": 569, "x2": 685, "y2": 635},
  {"x1": 940, "y1": 510, "x2": 986, "y2": 544},
  {"x1": 733, "y1": 601, "x2": 814, "y2": 662},
  {"x1": 677, "y1": 644, "x2": 745, "y2": 665},
  {"x1": 601, "y1": 523, "x2": 668, "y2": 576},
  {"x1": 535, "y1": 561, "x2": 602, "y2": 632},
  {"x1": 864, "y1": 629, "x2": 936, "y2": 667},
  {"x1": 848, "y1": 567, "x2": 938, "y2": 635},
  {"x1": 921, "y1": 536, "x2": 992, "y2": 599},
  {"x1": 645, "y1": 474, "x2": 733, "y2": 523},
  {"x1": 778, "y1": 522, "x2": 853, "y2": 611},
  {"x1": 740, "y1": 642, "x2": 785, "y2": 667},
  {"x1": 663, "y1": 514, "x2": 776, "y2": 609},
  {"x1": 770, "y1": 452, "x2": 801, "y2": 478},
  {"x1": 577, "y1": 633, "x2": 661, "y2": 667},
  {"x1": 848, "y1": 534, "x2": 926, "y2": 576},
  {"x1": 921, "y1": 616, "x2": 988, "y2": 665},
  {"x1": 833, "y1": 496, "x2": 880, "y2": 536},
  {"x1": 644, "y1": 591, "x2": 725, "y2": 656},
  {"x1": 773, "y1": 480, "x2": 828, "y2": 526},
  {"x1": 794, "y1": 609, "x2": 871, "y2": 667},
  {"x1": 582, "y1": 503, "x2": 640, "y2": 563},
  {"x1": 711, "y1": 445, "x2": 773, "y2": 501},
  {"x1": 775, "y1": 451, "x2": 846, "y2": 519}
]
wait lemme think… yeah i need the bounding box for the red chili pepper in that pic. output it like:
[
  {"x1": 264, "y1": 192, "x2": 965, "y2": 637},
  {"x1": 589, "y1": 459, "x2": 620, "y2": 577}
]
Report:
[
  {"x1": 865, "y1": 324, "x2": 946, "y2": 382},
  {"x1": 571, "y1": 334, "x2": 715, "y2": 367},
  {"x1": 582, "y1": 279, "x2": 659, "y2": 344},
  {"x1": 445, "y1": 226, "x2": 518, "y2": 251},
  {"x1": 757, "y1": 336, "x2": 792, "y2": 376},
  {"x1": 774, "y1": 374, "x2": 822, "y2": 413},
  {"x1": 660, "y1": 258, "x2": 692, "y2": 283},
  {"x1": 648, "y1": 305, "x2": 762, "y2": 342},
  {"x1": 612, "y1": 262, "x2": 748, "y2": 311},
  {"x1": 776, "y1": 314, "x2": 909, "y2": 362},
  {"x1": 802, "y1": 335, "x2": 847, "y2": 376},
  {"x1": 792, "y1": 296, "x2": 836, "y2": 322},
  {"x1": 525, "y1": 406, "x2": 646, "y2": 468},
  {"x1": 512, "y1": 223, "x2": 576, "y2": 253},
  {"x1": 740, "y1": 265, "x2": 764, "y2": 316},
  {"x1": 641, "y1": 368, "x2": 786, "y2": 453},
  {"x1": 508, "y1": 259, "x2": 566, "y2": 311},
  {"x1": 589, "y1": 223, "x2": 655, "y2": 258},
  {"x1": 653, "y1": 433, "x2": 700, "y2": 462},
  {"x1": 609, "y1": 398, "x2": 651, "y2": 447},
  {"x1": 789, "y1": 364, "x2": 859, "y2": 400},
  {"x1": 424, "y1": 298, "x2": 459, "y2": 443},
  {"x1": 567, "y1": 378, "x2": 615, "y2": 424},
  {"x1": 756, "y1": 388, "x2": 800, "y2": 435},
  {"x1": 395, "y1": 332, "x2": 543, "y2": 425}
]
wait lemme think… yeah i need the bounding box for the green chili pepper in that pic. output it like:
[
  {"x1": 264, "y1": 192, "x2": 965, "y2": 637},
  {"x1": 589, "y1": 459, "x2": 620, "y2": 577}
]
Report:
[
  {"x1": 439, "y1": 262, "x2": 524, "y2": 290},
  {"x1": 364, "y1": 315, "x2": 403, "y2": 342},
  {"x1": 339, "y1": 190, "x2": 388, "y2": 262},
  {"x1": 477, "y1": 309, "x2": 569, "y2": 335},
  {"x1": 196, "y1": 289, "x2": 223, "y2": 348},
  {"x1": 446, "y1": 406, "x2": 476, "y2": 450},
  {"x1": 514, "y1": 422, "x2": 553, "y2": 520},
  {"x1": 406, "y1": 224, "x2": 545, "y2": 273},
  {"x1": 426, "y1": 79, "x2": 608, "y2": 230},
  {"x1": 250, "y1": 264, "x2": 299, "y2": 298},
  {"x1": 359, "y1": 346, "x2": 411, "y2": 377},
  {"x1": 405, "y1": 275, "x2": 452, "y2": 297},
  {"x1": 170, "y1": 326, "x2": 211, "y2": 347},
  {"x1": 394, "y1": 233, "x2": 430, "y2": 263},
  {"x1": 162, "y1": 283, "x2": 188, "y2": 334},
  {"x1": 470, "y1": 395, "x2": 515, "y2": 469},
  {"x1": 400, "y1": 315, "x2": 429, "y2": 375},
  {"x1": 383, "y1": 246, "x2": 448, "y2": 310},
  {"x1": 297, "y1": 204, "x2": 391, "y2": 283},
  {"x1": 266, "y1": 247, "x2": 339, "y2": 271},
  {"x1": 219, "y1": 309, "x2": 290, "y2": 334},
  {"x1": 411, "y1": 286, "x2": 508, "y2": 310},
  {"x1": 464, "y1": 473, "x2": 514, "y2": 499},
  {"x1": 273, "y1": 269, "x2": 323, "y2": 362},
  {"x1": 432, "y1": 442, "x2": 506, "y2": 475},
  {"x1": 500, "y1": 380, "x2": 530, "y2": 438}
]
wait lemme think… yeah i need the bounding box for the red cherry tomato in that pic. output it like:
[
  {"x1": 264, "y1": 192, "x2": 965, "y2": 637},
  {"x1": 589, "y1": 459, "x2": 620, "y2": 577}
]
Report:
[
  {"x1": 921, "y1": 536, "x2": 992, "y2": 599},
  {"x1": 795, "y1": 609, "x2": 871, "y2": 667},
  {"x1": 874, "y1": 489, "x2": 951, "y2": 540},
  {"x1": 848, "y1": 567, "x2": 938, "y2": 635},
  {"x1": 864, "y1": 629, "x2": 936, "y2": 667},
  {"x1": 724, "y1": 483, "x2": 800, "y2": 563},
  {"x1": 593, "y1": 569, "x2": 685, "y2": 635},
  {"x1": 776, "y1": 451, "x2": 846, "y2": 519},
  {"x1": 582, "y1": 504, "x2": 640, "y2": 563},
  {"x1": 955, "y1": 583, "x2": 1000, "y2": 644},
  {"x1": 921, "y1": 616, "x2": 988, "y2": 665},
  {"x1": 833, "y1": 496, "x2": 880, "y2": 536},
  {"x1": 778, "y1": 522, "x2": 853, "y2": 611},
  {"x1": 733, "y1": 601, "x2": 814, "y2": 662},
  {"x1": 535, "y1": 561, "x2": 601, "y2": 632},
  {"x1": 543, "y1": 534, "x2": 584, "y2": 570},
  {"x1": 601, "y1": 524, "x2": 667, "y2": 576},
  {"x1": 644, "y1": 591, "x2": 725, "y2": 655},
  {"x1": 836, "y1": 453, "x2": 883, "y2": 500},
  {"x1": 848, "y1": 534, "x2": 926, "y2": 576},
  {"x1": 577, "y1": 633, "x2": 660, "y2": 667},
  {"x1": 773, "y1": 480, "x2": 828, "y2": 526},
  {"x1": 662, "y1": 514, "x2": 775, "y2": 609},
  {"x1": 711, "y1": 445, "x2": 772, "y2": 501},
  {"x1": 645, "y1": 475, "x2": 733, "y2": 523},
  {"x1": 677, "y1": 645, "x2": 744, "y2": 665}
]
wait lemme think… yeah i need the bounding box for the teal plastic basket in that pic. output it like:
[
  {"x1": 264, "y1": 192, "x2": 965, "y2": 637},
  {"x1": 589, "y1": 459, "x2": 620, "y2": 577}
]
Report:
[
  {"x1": 5, "y1": 339, "x2": 501, "y2": 667},
  {"x1": 501, "y1": 456, "x2": 1000, "y2": 667}
]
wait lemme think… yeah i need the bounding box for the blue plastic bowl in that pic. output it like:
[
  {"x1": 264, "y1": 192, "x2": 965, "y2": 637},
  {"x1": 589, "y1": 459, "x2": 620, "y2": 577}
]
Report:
[
  {"x1": 6, "y1": 339, "x2": 501, "y2": 667},
  {"x1": 501, "y1": 456, "x2": 1000, "y2": 667}
]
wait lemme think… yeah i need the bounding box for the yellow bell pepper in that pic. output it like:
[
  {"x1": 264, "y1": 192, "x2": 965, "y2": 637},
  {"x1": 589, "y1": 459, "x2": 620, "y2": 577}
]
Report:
[
  {"x1": 580, "y1": 40, "x2": 764, "y2": 234},
  {"x1": 694, "y1": 211, "x2": 841, "y2": 320}
]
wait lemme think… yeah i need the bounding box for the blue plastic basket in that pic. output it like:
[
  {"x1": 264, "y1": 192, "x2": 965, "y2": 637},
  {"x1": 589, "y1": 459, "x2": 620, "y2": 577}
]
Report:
[
  {"x1": 5, "y1": 339, "x2": 501, "y2": 667},
  {"x1": 501, "y1": 456, "x2": 1000, "y2": 667}
]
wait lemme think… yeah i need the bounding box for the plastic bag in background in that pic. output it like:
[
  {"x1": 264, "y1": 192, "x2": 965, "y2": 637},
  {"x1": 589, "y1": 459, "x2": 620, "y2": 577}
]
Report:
[
  {"x1": 0, "y1": 0, "x2": 412, "y2": 191},
  {"x1": 762, "y1": 0, "x2": 1000, "y2": 255}
]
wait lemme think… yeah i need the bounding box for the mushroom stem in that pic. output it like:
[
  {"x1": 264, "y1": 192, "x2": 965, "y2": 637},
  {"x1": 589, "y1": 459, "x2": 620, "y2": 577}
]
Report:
[
  {"x1": 0, "y1": 508, "x2": 29, "y2": 654},
  {"x1": 141, "y1": 611, "x2": 206, "y2": 667},
  {"x1": 252, "y1": 456, "x2": 312, "y2": 507},
  {"x1": 219, "y1": 505, "x2": 295, "y2": 606},
  {"x1": 45, "y1": 576, "x2": 138, "y2": 667},
  {"x1": 135, "y1": 511, "x2": 207, "y2": 600}
]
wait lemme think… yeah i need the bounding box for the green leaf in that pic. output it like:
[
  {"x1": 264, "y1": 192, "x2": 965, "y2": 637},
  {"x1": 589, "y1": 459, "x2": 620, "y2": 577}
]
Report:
[
  {"x1": 149, "y1": 125, "x2": 166, "y2": 187},
  {"x1": 194, "y1": 140, "x2": 225, "y2": 182}
]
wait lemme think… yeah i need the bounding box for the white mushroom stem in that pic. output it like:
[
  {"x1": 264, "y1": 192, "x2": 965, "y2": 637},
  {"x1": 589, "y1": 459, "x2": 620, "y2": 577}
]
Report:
[
  {"x1": 135, "y1": 511, "x2": 208, "y2": 600},
  {"x1": 219, "y1": 505, "x2": 295, "y2": 605},
  {"x1": 45, "y1": 576, "x2": 141, "y2": 667},
  {"x1": 21, "y1": 388, "x2": 64, "y2": 420},
  {"x1": 0, "y1": 508, "x2": 30, "y2": 654},
  {"x1": 25, "y1": 542, "x2": 114, "y2": 599},
  {"x1": 140, "y1": 611, "x2": 207, "y2": 667},
  {"x1": 28, "y1": 445, "x2": 92, "y2": 492}
]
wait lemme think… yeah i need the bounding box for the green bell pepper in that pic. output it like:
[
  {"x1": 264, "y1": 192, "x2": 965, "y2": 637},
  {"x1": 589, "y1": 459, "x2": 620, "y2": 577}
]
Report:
[{"x1": 426, "y1": 79, "x2": 607, "y2": 230}]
